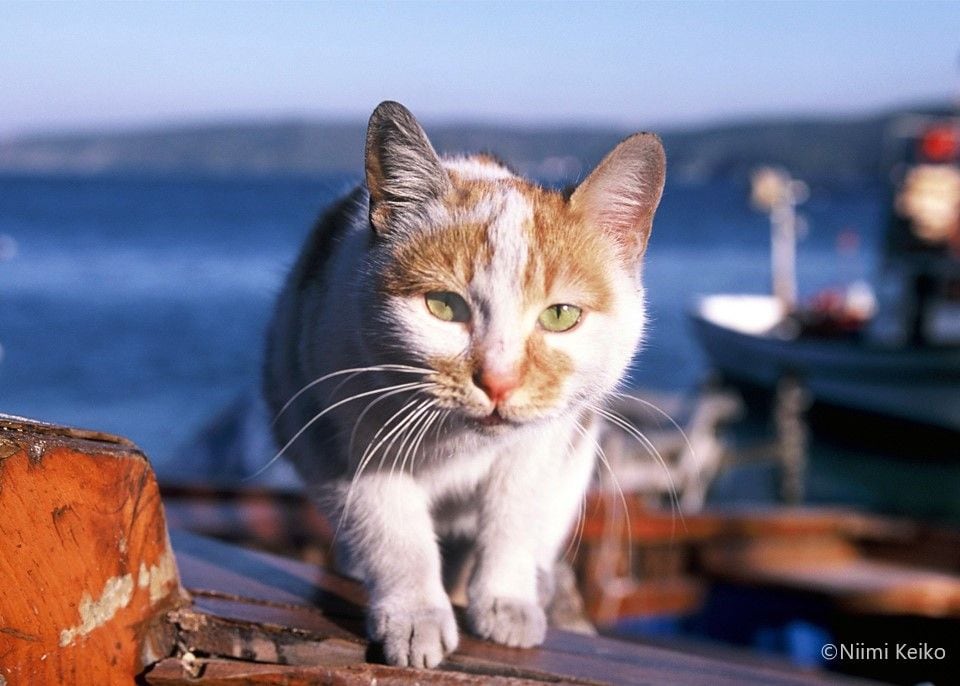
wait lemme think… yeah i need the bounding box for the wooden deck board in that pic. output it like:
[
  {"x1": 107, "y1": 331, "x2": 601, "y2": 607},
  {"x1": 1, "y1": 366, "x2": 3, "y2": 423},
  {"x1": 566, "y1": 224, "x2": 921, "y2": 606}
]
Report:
[{"x1": 159, "y1": 529, "x2": 877, "y2": 686}]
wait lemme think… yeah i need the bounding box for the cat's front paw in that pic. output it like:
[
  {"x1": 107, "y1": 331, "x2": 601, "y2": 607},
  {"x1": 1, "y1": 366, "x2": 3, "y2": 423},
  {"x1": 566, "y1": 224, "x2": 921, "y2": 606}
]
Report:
[
  {"x1": 368, "y1": 603, "x2": 459, "y2": 668},
  {"x1": 468, "y1": 597, "x2": 547, "y2": 648}
]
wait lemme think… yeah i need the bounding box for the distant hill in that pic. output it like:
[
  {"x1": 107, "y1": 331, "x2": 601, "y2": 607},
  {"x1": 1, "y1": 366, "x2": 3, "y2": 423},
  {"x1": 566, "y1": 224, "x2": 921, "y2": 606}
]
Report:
[{"x1": 0, "y1": 104, "x2": 951, "y2": 183}]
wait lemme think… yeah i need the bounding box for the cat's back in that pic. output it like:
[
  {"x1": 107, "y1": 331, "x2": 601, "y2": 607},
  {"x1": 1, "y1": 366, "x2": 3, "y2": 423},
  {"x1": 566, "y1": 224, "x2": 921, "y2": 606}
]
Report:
[
  {"x1": 281, "y1": 185, "x2": 369, "y2": 301},
  {"x1": 262, "y1": 185, "x2": 369, "y2": 438}
]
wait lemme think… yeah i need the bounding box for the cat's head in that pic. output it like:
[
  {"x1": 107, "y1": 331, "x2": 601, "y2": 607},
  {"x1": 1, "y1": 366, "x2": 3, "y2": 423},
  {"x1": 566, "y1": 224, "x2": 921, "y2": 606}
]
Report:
[{"x1": 363, "y1": 101, "x2": 665, "y2": 431}]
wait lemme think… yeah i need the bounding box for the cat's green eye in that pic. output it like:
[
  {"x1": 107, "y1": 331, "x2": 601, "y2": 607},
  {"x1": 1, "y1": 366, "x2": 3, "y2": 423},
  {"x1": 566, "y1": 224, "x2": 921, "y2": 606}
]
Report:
[
  {"x1": 538, "y1": 304, "x2": 582, "y2": 332},
  {"x1": 425, "y1": 291, "x2": 471, "y2": 323}
]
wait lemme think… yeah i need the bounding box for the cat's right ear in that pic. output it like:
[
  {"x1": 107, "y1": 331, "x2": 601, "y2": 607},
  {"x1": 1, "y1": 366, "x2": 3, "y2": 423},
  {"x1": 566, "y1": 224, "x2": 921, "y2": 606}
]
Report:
[{"x1": 365, "y1": 101, "x2": 451, "y2": 235}]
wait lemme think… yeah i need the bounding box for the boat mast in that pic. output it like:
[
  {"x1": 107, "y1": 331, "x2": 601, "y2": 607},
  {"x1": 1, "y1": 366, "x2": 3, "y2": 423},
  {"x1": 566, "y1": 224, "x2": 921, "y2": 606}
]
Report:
[{"x1": 750, "y1": 167, "x2": 808, "y2": 312}]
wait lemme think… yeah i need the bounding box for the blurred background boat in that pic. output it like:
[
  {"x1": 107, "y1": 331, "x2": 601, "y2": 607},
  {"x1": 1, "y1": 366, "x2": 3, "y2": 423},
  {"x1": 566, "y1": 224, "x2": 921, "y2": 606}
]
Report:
[{"x1": 691, "y1": 116, "x2": 960, "y2": 435}]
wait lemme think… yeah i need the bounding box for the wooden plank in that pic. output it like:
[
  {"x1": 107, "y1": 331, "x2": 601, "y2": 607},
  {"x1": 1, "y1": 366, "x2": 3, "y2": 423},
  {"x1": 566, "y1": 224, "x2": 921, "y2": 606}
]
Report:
[
  {"x1": 163, "y1": 482, "x2": 960, "y2": 623},
  {"x1": 145, "y1": 656, "x2": 561, "y2": 685},
  {"x1": 172, "y1": 527, "x2": 366, "y2": 610},
  {"x1": 164, "y1": 530, "x2": 875, "y2": 686},
  {"x1": 577, "y1": 498, "x2": 960, "y2": 620},
  {"x1": 578, "y1": 498, "x2": 917, "y2": 544},
  {"x1": 701, "y1": 540, "x2": 960, "y2": 617},
  {"x1": 0, "y1": 415, "x2": 184, "y2": 685}
]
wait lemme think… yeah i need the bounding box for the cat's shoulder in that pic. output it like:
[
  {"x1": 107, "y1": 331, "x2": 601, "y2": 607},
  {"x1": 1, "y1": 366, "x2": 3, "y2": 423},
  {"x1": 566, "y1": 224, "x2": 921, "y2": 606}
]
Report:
[{"x1": 291, "y1": 185, "x2": 369, "y2": 286}]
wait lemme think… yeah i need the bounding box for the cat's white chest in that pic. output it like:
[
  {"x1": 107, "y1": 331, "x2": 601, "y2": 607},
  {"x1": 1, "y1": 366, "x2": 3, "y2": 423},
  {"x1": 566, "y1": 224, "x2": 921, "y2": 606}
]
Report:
[{"x1": 417, "y1": 436, "x2": 501, "y2": 505}]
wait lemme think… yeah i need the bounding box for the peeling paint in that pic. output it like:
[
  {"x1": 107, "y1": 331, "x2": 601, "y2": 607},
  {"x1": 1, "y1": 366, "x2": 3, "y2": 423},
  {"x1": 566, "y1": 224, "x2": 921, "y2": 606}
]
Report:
[
  {"x1": 59, "y1": 573, "x2": 134, "y2": 647},
  {"x1": 0, "y1": 437, "x2": 18, "y2": 460},
  {"x1": 137, "y1": 549, "x2": 177, "y2": 604},
  {"x1": 171, "y1": 608, "x2": 208, "y2": 633},
  {"x1": 27, "y1": 440, "x2": 44, "y2": 464},
  {"x1": 180, "y1": 651, "x2": 203, "y2": 678}
]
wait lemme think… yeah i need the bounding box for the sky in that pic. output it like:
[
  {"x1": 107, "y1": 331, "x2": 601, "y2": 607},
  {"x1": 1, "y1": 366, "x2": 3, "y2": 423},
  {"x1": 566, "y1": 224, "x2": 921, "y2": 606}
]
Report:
[{"x1": 2, "y1": 1, "x2": 959, "y2": 137}]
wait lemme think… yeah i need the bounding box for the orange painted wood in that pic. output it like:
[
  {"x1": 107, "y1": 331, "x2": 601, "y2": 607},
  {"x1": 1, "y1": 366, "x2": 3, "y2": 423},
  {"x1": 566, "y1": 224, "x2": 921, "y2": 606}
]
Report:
[{"x1": 0, "y1": 415, "x2": 184, "y2": 685}]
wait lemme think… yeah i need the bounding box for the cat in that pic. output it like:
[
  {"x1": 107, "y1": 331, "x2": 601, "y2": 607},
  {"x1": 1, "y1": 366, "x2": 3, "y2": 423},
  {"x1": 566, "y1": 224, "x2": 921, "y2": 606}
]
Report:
[{"x1": 263, "y1": 101, "x2": 665, "y2": 668}]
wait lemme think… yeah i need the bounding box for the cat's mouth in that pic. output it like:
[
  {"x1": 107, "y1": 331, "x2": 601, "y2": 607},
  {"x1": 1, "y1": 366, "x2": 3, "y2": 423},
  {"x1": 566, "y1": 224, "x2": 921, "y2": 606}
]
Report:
[
  {"x1": 476, "y1": 408, "x2": 509, "y2": 428},
  {"x1": 463, "y1": 402, "x2": 557, "y2": 431}
]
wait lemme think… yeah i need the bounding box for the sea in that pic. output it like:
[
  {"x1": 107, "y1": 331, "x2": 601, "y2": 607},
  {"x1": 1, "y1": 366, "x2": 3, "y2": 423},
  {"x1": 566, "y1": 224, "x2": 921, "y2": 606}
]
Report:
[{"x1": 2, "y1": 172, "x2": 958, "y2": 522}]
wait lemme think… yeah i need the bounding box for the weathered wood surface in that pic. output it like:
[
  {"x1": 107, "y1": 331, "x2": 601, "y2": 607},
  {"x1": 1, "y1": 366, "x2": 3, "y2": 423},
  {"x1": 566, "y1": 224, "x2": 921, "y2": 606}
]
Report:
[
  {"x1": 577, "y1": 498, "x2": 960, "y2": 621},
  {"x1": 162, "y1": 483, "x2": 960, "y2": 624},
  {"x1": 146, "y1": 657, "x2": 559, "y2": 685},
  {"x1": 146, "y1": 529, "x2": 876, "y2": 686},
  {"x1": 0, "y1": 414, "x2": 184, "y2": 685}
]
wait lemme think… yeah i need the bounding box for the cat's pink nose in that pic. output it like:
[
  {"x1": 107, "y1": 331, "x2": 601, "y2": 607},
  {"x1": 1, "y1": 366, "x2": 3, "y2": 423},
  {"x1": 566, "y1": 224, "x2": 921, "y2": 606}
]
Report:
[{"x1": 476, "y1": 368, "x2": 520, "y2": 404}]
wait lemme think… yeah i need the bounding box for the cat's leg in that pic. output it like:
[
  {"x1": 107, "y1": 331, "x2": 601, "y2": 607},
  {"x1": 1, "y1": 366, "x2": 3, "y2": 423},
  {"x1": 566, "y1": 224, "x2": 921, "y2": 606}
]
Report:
[
  {"x1": 338, "y1": 474, "x2": 458, "y2": 668},
  {"x1": 467, "y1": 423, "x2": 596, "y2": 647}
]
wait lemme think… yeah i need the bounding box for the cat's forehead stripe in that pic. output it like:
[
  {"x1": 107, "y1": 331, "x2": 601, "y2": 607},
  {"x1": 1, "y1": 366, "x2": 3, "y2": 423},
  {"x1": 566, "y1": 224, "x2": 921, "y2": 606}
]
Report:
[{"x1": 485, "y1": 187, "x2": 531, "y2": 282}]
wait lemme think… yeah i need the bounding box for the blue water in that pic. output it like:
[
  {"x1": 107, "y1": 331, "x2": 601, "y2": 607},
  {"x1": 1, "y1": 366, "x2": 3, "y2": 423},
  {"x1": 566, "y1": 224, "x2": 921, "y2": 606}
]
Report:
[{"x1": 0, "y1": 173, "x2": 883, "y2": 475}]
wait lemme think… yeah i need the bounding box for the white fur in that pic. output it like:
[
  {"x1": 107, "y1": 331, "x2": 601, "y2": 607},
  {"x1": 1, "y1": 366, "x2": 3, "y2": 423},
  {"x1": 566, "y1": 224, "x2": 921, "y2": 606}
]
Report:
[
  {"x1": 444, "y1": 155, "x2": 516, "y2": 181},
  {"x1": 472, "y1": 188, "x2": 532, "y2": 380}
]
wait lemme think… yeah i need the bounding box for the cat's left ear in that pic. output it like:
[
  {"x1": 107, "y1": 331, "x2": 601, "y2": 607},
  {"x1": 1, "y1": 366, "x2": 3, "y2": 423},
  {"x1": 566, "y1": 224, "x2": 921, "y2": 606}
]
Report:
[
  {"x1": 365, "y1": 101, "x2": 451, "y2": 235},
  {"x1": 570, "y1": 133, "x2": 666, "y2": 262}
]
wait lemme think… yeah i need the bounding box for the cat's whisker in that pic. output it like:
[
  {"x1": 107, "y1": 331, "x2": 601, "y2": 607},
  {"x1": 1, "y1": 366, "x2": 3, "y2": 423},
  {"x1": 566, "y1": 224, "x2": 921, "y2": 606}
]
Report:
[
  {"x1": 403, "y1": 408, "x2": 441, "y2": 476},
  {"x1": 591, "y1": 404, "x2": 686, "y2": 532},
  {"x1": 564, "y1": 485, "x2": 589, "y2": 566},
  {"x1": 559, "y1": 429, "x2": 588, "y2": 563},
  {"x1": 273, "y1": 364, "x2": 432, "y2": 425},
  {"x1": 391, "y1": 405, "x2": 431, "y2": 479},
  {"x1": 353, "y1": 396, "x2": 426, "y2": 485},
  {"x1": 356, "y1": 395, "x2": 433, "y2": 493},
  {"x1": 386, "y1": 399, "x2": 437, "y2": 480},
  {"x1": 571, "y1": 418, "x2": 632, "y2": 569},
  {"x1": 611, "y1": 390, "x2": 701, "y2": 532},
  {"x1": 338, "y1": 396, "x2": 429, "y2": 540},
  {"x1": 325, "y1": 370, "x2": 367, "y2": 408},
  {"x1": 418, "y1": 408, "x2": 452, "y2": 471},
  {"x1": 431, "y1": 409, "x2": 450, "y2": 446},
  {"x1": 611, "y1": 390, "x2": 698, "y2": 472},
  {"x1": 384, "y1": 400, "x2": 434, "y2": 478},
  {"x1": 252, "y1": 381, "x2": 432, "y2": 481},
  {"x1": 347, "y1": 382, "x2": 439, "y2": 461}
]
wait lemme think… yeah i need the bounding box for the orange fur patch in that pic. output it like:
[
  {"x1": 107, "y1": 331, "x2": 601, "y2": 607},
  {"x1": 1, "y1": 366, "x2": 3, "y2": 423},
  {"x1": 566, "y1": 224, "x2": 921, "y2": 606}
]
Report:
[
  {"x1": 519, "y1": 333, "x2": 575, "y2": 409},
  {"x1": 379, "y1": 177, "x2": 501, "y2": 296},
  {"x1": 526, "y1": 188, "x2": 616, "y2": 313},
  {"x1": 380, "y1": 221, "x2": 491, "y2": 296}
]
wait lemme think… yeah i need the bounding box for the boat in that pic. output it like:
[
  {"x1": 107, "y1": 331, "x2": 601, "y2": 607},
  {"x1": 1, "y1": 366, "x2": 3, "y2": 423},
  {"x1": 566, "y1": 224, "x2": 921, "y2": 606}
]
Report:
[{"x1": 690, "y1": 117, "x2": 960, "y2": 433}]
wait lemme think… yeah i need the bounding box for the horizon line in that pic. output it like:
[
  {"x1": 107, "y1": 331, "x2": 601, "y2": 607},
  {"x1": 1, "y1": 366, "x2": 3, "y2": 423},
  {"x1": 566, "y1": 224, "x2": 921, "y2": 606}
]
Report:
[{"x1": 3, "y1": 94, "x2": 955, "y2": 143}]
